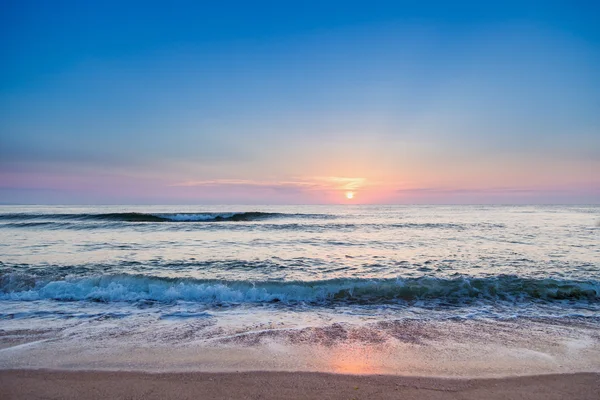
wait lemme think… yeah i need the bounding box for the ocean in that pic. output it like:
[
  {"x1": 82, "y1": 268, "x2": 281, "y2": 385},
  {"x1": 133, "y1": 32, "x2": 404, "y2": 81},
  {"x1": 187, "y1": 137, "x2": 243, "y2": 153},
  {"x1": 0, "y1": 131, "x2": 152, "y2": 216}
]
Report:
[{"x1": 1, "y1": 205, "x2": 599, "y2": 375}]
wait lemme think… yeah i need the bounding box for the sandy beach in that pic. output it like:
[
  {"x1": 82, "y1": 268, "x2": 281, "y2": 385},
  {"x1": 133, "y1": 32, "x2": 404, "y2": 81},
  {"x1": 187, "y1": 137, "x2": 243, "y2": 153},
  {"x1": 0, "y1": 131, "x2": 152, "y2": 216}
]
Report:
[{"x1": 1, "y1": 370, "x2": 599, "y2": 400}]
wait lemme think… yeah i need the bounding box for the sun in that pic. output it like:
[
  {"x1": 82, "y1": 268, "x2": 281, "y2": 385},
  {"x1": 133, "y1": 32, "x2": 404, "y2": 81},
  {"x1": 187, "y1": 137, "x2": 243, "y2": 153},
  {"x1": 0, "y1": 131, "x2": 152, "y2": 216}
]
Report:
[{"x1": 345, "y1": 191, "x2": 354, "y2": 200}]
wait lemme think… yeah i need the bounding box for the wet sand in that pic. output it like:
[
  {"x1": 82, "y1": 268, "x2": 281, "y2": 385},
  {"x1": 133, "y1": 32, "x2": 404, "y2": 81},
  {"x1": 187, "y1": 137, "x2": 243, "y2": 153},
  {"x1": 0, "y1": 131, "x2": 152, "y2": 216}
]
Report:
[
  {"x1": 3, "y1": 318, "x2": 600, "y2": 377},
  {"x1": 1, "y1": 370, "x2": 599, "y2": 400},
  {"x1": 2, "y1": 318, "x2": 599, "y2": 398}
]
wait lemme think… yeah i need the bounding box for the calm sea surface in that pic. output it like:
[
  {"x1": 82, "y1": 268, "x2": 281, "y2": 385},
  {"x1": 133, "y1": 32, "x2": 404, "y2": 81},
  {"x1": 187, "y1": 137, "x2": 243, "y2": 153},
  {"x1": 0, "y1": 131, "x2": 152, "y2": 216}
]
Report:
[{"x1": 1, "y1": 205, "x2": 599, "y2": 353}]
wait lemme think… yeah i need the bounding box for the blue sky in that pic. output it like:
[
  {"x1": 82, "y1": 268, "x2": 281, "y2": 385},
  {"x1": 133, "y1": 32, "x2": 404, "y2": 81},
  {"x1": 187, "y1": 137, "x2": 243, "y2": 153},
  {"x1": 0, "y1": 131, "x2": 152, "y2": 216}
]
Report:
[{"x1": 1, "y1": 0, "x2": 599, "y2": 204}]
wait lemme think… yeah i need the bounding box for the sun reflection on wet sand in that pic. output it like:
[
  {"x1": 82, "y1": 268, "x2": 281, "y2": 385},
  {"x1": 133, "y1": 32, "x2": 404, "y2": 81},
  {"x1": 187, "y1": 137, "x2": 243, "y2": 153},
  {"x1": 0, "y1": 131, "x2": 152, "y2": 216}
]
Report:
[{"x1": 325, "y1": 345, "x2": 390, "y2": 375}]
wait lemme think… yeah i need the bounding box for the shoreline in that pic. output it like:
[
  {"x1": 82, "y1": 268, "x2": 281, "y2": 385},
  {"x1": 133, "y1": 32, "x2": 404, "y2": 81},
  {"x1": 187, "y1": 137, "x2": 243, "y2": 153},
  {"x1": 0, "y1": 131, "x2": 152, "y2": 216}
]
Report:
[
  {"x1": 2, "y1": 369, "x2": 599, "y2": 400},
  {"x1": 2, "y1": 317, "x2": 600, "y2": 377}
]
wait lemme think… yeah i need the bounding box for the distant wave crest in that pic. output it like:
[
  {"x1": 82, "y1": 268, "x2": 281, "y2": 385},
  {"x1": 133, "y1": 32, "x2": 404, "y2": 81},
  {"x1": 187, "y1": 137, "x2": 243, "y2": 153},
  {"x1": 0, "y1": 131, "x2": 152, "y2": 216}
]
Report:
[{"x1": 0, "y1": 212, "x2": 315, "y2": 223}]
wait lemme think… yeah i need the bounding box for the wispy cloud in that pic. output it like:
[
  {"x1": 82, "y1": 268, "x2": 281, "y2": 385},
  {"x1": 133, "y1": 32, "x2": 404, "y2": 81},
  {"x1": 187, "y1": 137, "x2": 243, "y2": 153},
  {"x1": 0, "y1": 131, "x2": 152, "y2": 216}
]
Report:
[
  {"x1": 396, "y1": 185, "x2": 600, "y2": 195},
  {"x1": 170, "y1": 176, "x2": 368, "y2": 192},
  {"x1": 311, "y1": 177, "x2": 367, "y2": 190}
]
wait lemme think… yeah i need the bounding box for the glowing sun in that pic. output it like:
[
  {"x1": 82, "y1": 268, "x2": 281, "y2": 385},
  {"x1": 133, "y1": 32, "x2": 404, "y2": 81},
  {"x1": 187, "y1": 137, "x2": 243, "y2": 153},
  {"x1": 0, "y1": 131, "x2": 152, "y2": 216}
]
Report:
[{"x1": 345, "y1": 191, "x2": 354, "y2": 200}]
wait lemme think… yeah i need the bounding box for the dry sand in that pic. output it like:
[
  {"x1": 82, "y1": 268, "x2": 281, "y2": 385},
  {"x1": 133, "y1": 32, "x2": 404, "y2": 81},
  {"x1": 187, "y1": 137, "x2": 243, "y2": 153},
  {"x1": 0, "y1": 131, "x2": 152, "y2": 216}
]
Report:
[{"x1": 1, "y1": 370, "x2": 599, "y2": 400}]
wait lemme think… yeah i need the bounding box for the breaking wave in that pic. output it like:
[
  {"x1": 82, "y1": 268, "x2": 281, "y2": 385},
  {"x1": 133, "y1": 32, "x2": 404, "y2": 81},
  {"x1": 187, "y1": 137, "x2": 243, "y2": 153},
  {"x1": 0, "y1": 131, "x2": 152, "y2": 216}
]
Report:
[
  {"x1": 0, "y1": 212, "x2": 320, "y2": 223},
  {"x1": 1, "y1": 273, "x2": 597, "y2": 305}
]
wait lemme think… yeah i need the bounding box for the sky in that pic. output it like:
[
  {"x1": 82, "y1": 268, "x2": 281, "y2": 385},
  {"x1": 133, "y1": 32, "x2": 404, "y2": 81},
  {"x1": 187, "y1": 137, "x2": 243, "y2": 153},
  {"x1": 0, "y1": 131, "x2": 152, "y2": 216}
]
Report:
[{"x1": 1, "y1": 0, "x2": 599, "y2": 204}]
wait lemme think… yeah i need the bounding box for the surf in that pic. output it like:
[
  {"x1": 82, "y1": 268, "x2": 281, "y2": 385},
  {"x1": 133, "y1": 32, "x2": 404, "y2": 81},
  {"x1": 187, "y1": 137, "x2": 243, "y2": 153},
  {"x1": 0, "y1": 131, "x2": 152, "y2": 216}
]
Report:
[{"x1": 1, "y1": 273, "x2": 597, "y2": 305}]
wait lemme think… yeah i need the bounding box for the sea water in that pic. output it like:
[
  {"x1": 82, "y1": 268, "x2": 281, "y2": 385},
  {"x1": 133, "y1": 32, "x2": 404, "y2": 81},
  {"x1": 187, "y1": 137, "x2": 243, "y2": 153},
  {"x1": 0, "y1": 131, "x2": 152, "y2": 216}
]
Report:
[{"x1": 1, "y1": 205, "x2": 599, "y2": 374}]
